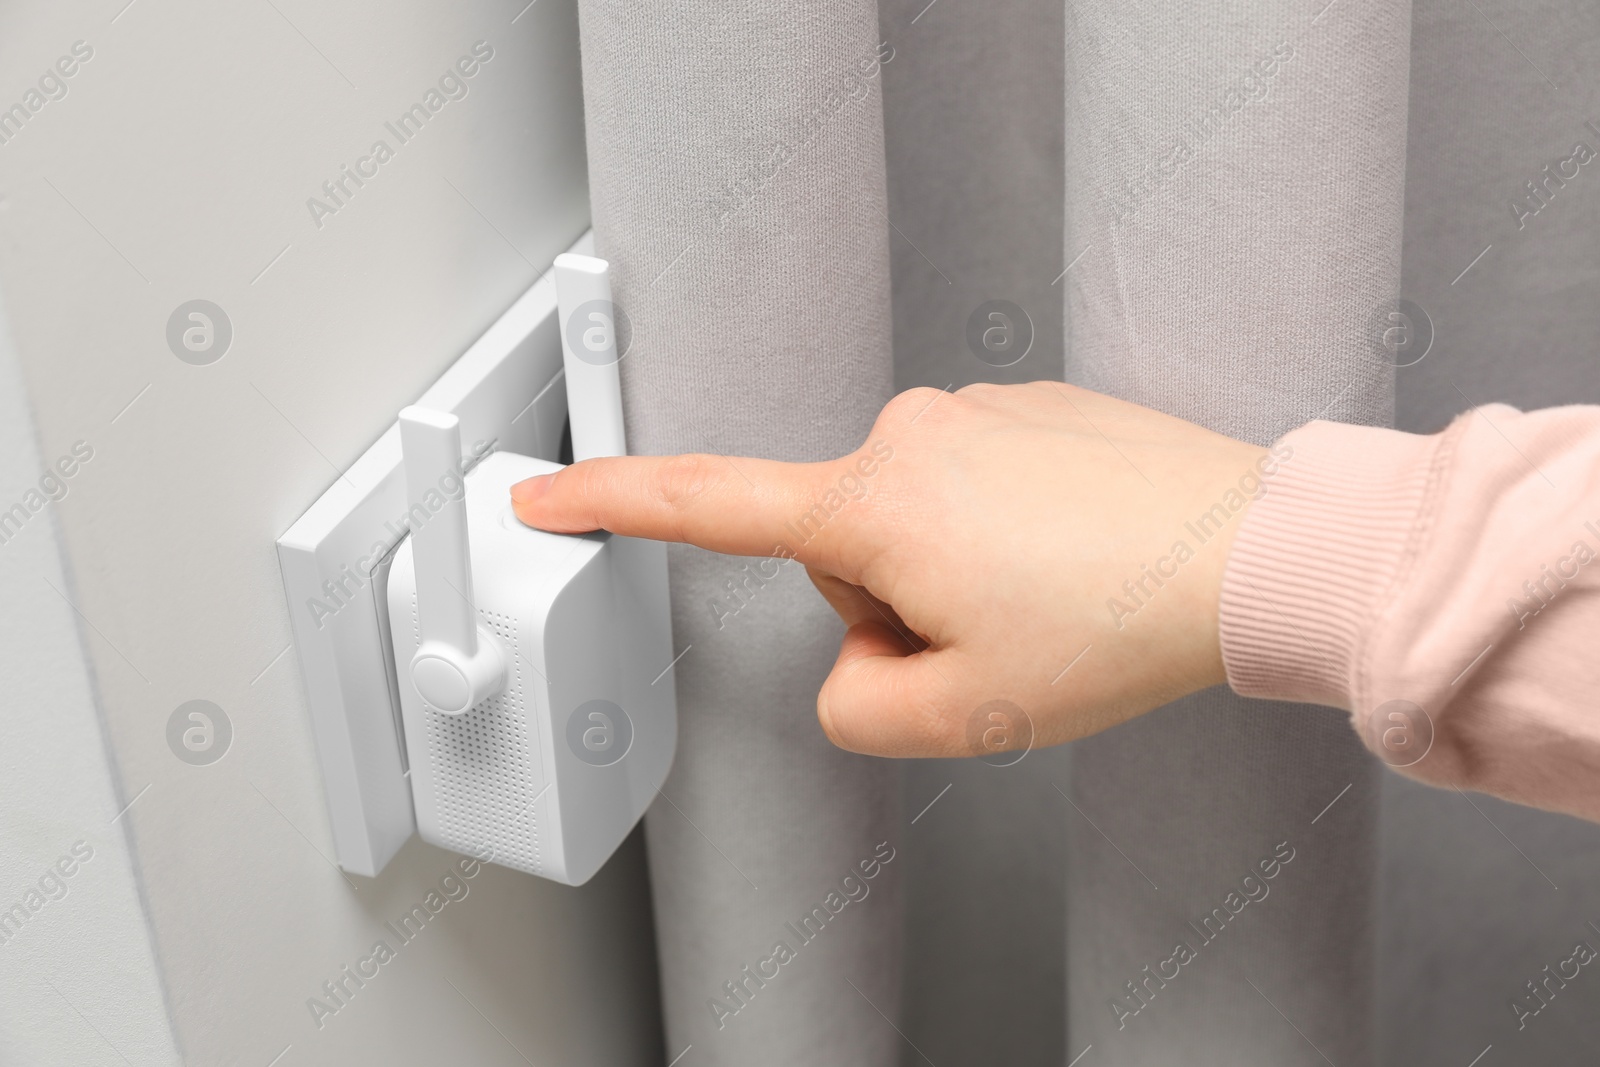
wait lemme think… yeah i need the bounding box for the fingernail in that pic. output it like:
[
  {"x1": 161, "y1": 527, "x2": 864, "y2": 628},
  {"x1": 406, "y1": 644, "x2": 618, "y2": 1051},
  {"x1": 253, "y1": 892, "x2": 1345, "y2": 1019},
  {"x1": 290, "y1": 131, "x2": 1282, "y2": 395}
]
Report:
[{"x1": 510, "y1": 474, "x2": 554, "y2": 506}]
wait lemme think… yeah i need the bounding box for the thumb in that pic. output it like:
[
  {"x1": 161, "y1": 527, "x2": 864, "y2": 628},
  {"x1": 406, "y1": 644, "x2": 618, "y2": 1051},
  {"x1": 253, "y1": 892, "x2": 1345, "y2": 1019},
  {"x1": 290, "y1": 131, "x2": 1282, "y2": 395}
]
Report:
[{"x1": 816, "y1": 624, "x2": 962, "y2": 756}]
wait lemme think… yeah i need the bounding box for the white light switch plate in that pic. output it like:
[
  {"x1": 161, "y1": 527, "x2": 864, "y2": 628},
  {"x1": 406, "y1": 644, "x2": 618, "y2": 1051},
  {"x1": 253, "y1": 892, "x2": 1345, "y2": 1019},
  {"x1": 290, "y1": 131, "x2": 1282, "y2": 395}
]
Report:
[{"x1": 275, "y1": 231, "x2": 590, "y2": 876}]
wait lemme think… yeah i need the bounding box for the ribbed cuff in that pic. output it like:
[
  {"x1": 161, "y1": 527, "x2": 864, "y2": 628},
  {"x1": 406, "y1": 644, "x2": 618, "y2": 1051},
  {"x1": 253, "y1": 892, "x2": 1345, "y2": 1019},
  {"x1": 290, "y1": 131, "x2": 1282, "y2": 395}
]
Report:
[{"x1": 1220, "y1": 420, "x2": 1449, "y2": 709}]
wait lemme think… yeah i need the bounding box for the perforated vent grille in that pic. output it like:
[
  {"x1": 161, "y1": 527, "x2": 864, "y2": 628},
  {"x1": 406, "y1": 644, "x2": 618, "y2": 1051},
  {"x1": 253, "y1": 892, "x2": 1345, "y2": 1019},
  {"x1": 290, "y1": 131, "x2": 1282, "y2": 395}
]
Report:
[{"x1": 414, "y1": 599, "x2": 544, "y2": 875}]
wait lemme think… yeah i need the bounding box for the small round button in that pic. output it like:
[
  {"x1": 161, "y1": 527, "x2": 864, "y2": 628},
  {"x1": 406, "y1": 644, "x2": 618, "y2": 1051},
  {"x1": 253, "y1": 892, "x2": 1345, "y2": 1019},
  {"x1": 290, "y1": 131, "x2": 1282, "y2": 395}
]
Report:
[{"x1": 500, "y1": 505, "x2": 530, "y2": 532}]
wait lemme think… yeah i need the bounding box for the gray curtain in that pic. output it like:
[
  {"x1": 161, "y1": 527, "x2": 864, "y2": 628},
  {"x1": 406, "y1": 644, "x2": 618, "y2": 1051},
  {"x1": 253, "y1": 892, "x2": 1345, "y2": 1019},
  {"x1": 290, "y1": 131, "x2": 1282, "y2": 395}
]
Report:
[
  {"x1": 574, "y1": 3, "x2": 903, "y2": 1064},
  {"x1": 573, "y1": 0, "x2": 1600, "y2": 1063},
  {"x1": 879, "y1": 1, "x2": 1074, "y2": 1063},
  {"x1": 1057, "y1": 1, "x2": 1404, "y2": 1064}
]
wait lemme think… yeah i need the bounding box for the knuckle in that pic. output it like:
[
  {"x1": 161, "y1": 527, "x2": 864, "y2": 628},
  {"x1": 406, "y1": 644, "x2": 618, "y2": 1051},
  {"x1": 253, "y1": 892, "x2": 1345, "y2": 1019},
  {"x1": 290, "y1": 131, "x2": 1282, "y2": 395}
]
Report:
[
  {"x1": 566, "y1": 458, "x2": 609, "y2": 498},
  {"x1": 652, "y1": 453, "x2": 719, "y2": 514},
  {"x1": 874, "y1": 387, "x2": 969, "y2": 442},
  {"x1": 878, "y1": 386, "x2": 946, "y2": 426},
  {"x1": 547, "y1": 461, "x2": 606, "y2": 525},
  {"x1": 580, "y1": 455, "x2": 634, "y2": 495},
  {"x1": 542, "y1": 460, "x2": 622, "y2": 531},
  {"x1": 956, "y1": 382, "x2": 1032, "y2": 415}
]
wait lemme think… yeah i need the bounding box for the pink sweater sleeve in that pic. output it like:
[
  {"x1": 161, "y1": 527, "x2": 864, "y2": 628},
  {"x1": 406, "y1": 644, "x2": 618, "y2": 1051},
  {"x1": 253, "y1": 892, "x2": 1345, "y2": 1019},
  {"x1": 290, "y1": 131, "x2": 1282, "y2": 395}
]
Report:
[{"x1": 1220, "y1": 404, "x2": 1600, "y2": 823}]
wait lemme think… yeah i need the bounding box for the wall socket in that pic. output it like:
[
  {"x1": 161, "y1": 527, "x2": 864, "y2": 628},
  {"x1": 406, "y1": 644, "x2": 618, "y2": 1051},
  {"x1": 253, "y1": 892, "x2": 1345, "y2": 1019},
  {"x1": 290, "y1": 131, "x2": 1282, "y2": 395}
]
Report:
[
  {"x1": 278, "y1": 232, "x2": 681, "y2": 879},
  {"x1": 383, "y1": 256, "x2": 676, "y2": 886}
]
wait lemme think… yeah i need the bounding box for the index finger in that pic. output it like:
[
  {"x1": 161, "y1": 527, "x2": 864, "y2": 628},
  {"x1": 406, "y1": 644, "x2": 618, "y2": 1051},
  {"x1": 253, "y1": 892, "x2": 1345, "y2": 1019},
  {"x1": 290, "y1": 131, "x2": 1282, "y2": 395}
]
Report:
[{"x1": 510, "y1": 452, "x2": 855, "y2": 563}]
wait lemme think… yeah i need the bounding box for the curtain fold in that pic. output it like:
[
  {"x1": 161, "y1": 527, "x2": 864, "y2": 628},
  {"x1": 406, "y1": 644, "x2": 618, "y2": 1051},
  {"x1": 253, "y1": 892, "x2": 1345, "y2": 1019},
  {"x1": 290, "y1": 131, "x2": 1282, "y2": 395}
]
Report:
[
  {"x1": 572, "y1": 3, "x2": 902, "y2": 1064},
  {"x1": 875, "y1": 0, "x2": 1071, "y2": 1063},
  {"x1": 1060, "y1": 0, "x2": 1410, "y2": 1062}
]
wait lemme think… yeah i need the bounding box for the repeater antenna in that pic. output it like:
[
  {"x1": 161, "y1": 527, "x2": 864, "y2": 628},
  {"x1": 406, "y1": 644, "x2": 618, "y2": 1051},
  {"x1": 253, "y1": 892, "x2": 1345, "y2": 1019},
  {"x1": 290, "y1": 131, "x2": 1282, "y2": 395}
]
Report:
[
  {"x1": 397, "y1": 406, "x2": 505, "y2": 715},
  {"x1": 554, "y1": 253, "x2": 627, "y2": 460}
]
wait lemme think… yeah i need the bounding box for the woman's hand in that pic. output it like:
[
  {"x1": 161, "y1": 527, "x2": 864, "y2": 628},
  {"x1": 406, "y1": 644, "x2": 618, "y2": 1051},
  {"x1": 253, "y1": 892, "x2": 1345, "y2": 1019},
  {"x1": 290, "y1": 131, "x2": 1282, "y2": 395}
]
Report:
[{"x1": 511, "y1": 381, "x2": 1273, "y2": 759}]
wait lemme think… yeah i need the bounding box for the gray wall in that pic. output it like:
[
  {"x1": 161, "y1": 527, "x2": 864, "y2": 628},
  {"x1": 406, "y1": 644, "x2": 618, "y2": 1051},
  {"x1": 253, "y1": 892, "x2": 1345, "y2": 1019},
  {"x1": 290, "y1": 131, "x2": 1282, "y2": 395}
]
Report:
[{"x1": 0, "y1": 2, "x2": 663, "y2": 1064}]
